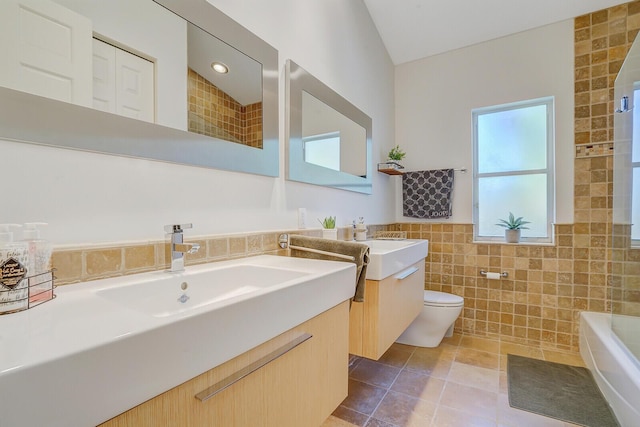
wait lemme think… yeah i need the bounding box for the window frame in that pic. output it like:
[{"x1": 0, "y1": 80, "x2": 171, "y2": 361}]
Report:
[{"x1": 472, "y1": 96, "x2": 555, "y2": 243}]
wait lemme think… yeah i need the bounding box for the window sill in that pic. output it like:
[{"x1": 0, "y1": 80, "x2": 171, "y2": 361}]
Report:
[{"x1": 472, "y1": 240, "x2": 555, "y2": 246}]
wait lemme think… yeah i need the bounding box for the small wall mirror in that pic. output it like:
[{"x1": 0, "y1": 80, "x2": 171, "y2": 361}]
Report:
[
  {"x1": 0, "y1": 0, "x2": 278, "y2": 176},
  {"x1": 286, "y1": 60, "x2": 372, "y2": 194}
]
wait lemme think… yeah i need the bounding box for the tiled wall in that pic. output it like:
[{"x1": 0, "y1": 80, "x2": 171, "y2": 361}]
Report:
[
  {"x1": 574, "y1": 1, "x2": 640, "y2": 147},
  {"x1": 187, "y1": 68, "x2": 263, "y2": 148},
  {"x1": 391, "y1": 223, "x2": 606, "y2": 352},
  {"x1": 576, "y1": 5, "x2": 640, "y2": 323},
  {"x1": 51, "y1": 225, "x2": 386, "y2": 285}
]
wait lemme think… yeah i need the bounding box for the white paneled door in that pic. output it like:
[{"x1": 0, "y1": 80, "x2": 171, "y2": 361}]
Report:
[
  {"x1": 92, "y1": 38, "x2": 155, "y2": 123},
  {"x1": 0, "y1": 0, "x2": 92, "y2": 106}
]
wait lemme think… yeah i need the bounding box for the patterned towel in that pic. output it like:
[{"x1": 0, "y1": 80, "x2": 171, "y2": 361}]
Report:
[{"x1": 403, "y1": 169, "x2": 454, "y2": 219}]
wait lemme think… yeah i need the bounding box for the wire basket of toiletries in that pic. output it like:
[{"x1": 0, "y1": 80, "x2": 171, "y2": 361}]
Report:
[{"x1": 0, "y1": 269, "x2": 56, "y2": 315}]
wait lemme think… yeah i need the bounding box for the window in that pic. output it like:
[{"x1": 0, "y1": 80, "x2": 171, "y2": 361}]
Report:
[
  {"x1": 632, "y1": 88, "x2": 640, "y2": 243},
  {"x1": 473, "y1": 97, "x2": 555, "y2": 242},
  {"x1": 303, "y1": 132, "x2": 340, "y2": 171}
]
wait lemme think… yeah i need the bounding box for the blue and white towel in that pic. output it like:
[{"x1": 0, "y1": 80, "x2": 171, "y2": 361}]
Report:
[{"x1": 402, "y1": 169, "x2": 454, "y2": 219}]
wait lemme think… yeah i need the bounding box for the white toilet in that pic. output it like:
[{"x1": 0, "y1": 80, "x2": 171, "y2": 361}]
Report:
[{"x1": 396, "y1": 290, "x2": 464, "y2": 348}]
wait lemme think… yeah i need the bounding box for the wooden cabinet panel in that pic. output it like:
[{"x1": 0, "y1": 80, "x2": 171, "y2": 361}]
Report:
[
  {"x1": 100, "y1": 301, "x2": 349, "y2": 427},
  {"x1": 349, "y1": 261, "x2": 424, "y2": 359}
]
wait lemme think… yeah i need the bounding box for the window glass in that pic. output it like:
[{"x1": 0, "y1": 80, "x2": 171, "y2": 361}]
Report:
[
  {"x1": 477, "y1": 105, "x2": 547, "y2": 174},
  {"x1": 303, "y1": 133, "x2": 340, "y2": 171},
  {"x1": 473, "y1": 97, "x2": 554, "y2": 242},
  {"x1": 478, "y1": 174, "x2": 548, "y2": 237}
]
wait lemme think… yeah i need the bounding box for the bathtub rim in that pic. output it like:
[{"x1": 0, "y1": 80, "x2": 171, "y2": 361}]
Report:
[{"x1": 579, "y1": 311, "x2": 640, "y2": 427}]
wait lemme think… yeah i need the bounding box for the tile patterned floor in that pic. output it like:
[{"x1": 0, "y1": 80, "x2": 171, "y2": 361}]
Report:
[{"x1": 322, "y1": 334, "x2": 586, "y2": 427}]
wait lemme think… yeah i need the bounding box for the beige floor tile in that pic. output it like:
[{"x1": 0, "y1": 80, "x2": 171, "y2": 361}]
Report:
[
  {"x1": 440, "y1": 333, "x2": 463, "y2": 347},
  {"x1": 331, "y1": 406, "x2": 370, "y2": 427},
  {"x1": 342, "y1": 379, "x2": 388, "y2": 416},
  {"x1": 459, "y1": 336, "x2": 500, "y2": 354},
  {"x1": 498, "y1": 371, "x2": 508, "y2": 394},
  {"x1": 432, "y1": 405, "x2": 497, "y2": 427},
  {"x1": 413, "y1": 343, "x2": 458, "y2": 360},
  {"x1": 455, "y1": 347, "x2": 500, "y2": 370},
  {"x1": 542, "y1": 349, "x2": 585, "y2": 367},
  {"x1": 439, "y1": 382, "x2": 498, "y2": 421},
  {"x1": 378, "y1": 343, "x2": 416, "y2": 368},
  {"x1": 404, "y1": 351, "x2": 454, "y2": 379},
  {"x1": 500, "y1": 342, "x2": 544, "y2": 359},
  {"x1": 321, "y1": 415, "x2": 362, "y2": 427},
  {"x1": 371, "y1": 390, "x2": 436, "y2": 427},
  {"x1": 447, "y1": 362, "x2": 499, "y2": 392},
  {"x1": 390, "y1": 370, "x2": 446, "y2": 403},
  {"x1": 351, "y1": 358, "x2": 402, "y2": 389},
  {"x1": 364, "y1": 418, "x2": 397, "y2": 427},
  {"x1": 496, "y1": 393, "x2": 567, "y2": 427}
]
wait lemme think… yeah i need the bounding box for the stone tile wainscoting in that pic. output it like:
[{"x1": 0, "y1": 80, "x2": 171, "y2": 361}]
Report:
[
  {"x1": 390, "y1": 222, "x2": 606, "y2": 353},
  {"x1": 50, "y1": 224, "x2": 387, "y2": 286}
]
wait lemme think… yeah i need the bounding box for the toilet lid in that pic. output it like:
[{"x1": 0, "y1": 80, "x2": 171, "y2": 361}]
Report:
[{"x1": 424, "y1": 290, "x2": 464, "y2": 307}]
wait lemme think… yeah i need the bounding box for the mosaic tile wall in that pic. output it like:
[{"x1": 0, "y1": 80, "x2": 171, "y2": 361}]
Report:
[
  {"x1": 187, "y1": 68, "x2": 263, "y2": 148},
  {"x1": 575, "y1": 4, "x2": 640, "y2": 323}
]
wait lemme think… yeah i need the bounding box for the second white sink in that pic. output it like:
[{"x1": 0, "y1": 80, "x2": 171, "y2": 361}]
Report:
[{"x1": 365, "y1": 239, "x2": 429, "y2": 280}]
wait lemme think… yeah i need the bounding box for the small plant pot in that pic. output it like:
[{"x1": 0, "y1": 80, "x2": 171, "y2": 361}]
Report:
[
  {"x1": 322, "y1": 229, "x2": 338, "y2": 240},
  {"x1": 505, "y1": 229, "x2": 521, "y2": 243}
]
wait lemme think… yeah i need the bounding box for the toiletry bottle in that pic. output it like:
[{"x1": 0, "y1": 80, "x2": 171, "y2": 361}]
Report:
[
  {"x1": 22, "y1": 222, "x2": 53, "y2": 303},
  {"x1": 0, "y1": 224, "x2": 29, "y2": 313}
]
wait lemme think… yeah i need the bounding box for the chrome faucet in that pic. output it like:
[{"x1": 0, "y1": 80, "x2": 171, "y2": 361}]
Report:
[{"x1": 165, "y1": 224, "x2": 200, "y2": 272}]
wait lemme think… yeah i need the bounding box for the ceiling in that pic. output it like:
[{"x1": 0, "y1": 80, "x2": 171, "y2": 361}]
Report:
[{"x1": 363, "y1": 0, "x2": 630, "y2": 65}]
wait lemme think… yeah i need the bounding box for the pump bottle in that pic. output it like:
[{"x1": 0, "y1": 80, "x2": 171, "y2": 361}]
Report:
[{"x1": 22, "y1": 223, "x2": 52, "y2": 303}]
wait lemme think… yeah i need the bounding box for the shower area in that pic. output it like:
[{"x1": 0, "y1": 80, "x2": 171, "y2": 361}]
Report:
[{"x1": 580, "y1": 29, "x2": 640, "y2": 427}]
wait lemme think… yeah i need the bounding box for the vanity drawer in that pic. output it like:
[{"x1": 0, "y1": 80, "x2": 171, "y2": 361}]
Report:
[{"x1": 99, "y1": 301, "x2": 349, "y2": 427}]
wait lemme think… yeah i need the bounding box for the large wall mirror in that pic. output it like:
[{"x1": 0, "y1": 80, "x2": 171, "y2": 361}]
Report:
[
  {"x1": 286, "y1": 60, "x2": 372, "y2": 194},
  {"x1": 0, "y1": 0, "x2": 278, "y2": 176}
]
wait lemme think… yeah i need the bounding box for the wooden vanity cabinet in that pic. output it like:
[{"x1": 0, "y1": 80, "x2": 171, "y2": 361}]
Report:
[
  {"x1": 349, "y1": 261, "x2": 424, "y2": 360},
  {"x1": 99, "y1": 301, "x2": 349, "y2": 427}
]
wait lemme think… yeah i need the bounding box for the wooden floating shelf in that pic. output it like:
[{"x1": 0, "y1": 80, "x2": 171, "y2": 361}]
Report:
[{"x1": 377, "y1": 162, "x2": 405, "y2": 175}]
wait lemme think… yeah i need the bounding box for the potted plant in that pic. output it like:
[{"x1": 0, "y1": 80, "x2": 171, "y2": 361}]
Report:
[
  {"x1": 387, "y1": 145, "x2": 406, "y2": 163},
  {"x1": 496, "y1": 212, "x2": 530, "y2": 243},
  {"x1": 378, "y1": 145, "x2": 406, "y2": 173},
  {"x1": 318, "y1": 216, "x2": 337, "y2": 240}
]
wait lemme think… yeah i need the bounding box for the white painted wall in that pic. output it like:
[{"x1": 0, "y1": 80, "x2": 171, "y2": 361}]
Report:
[
  {"x1": 394, "y1": 20, "x2": 575, "y2": 224},
  {"x1": 1, "y1": 0, "x2": 395, "y2": 245}
]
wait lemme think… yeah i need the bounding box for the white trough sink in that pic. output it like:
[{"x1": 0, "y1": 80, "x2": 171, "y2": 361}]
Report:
[
  {"x1": 0, "y1": 255, "x2": 355, "y2": 427},
  {"x1": 96, "y1": 264, "x2": 309, "y2": 318},
  {"x1": 365, "y1": 239, "x2": 429, "y2": 280}
]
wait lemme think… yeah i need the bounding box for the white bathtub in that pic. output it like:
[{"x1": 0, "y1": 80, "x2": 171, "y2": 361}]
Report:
[{"x1": 579, "y1": 312, "x2": 640, "y2": 426}]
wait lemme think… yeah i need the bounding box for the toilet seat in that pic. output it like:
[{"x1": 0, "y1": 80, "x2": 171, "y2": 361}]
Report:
[{"x1": 423, "y1": 290, "x2": 464, "y2": 307}]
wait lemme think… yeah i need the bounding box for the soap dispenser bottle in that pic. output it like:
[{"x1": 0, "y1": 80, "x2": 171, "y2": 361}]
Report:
[
  {"x1": 0, "y1": 224, "x2": 29, "y2": 314},
  {"x1": 22, "y1": 222, "x2": 52, "y2": 303}
]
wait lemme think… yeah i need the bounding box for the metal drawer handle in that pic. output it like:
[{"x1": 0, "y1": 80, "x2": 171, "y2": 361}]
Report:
[
  {"x1": 395, "y1": 266, "x2": 419, "y2": 280},
  {"x1": 195, "y1": 332, "x2": 313, "y2": 402}
]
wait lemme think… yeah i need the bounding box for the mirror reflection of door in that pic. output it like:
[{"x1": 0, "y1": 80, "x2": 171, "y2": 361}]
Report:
[{"x1": 0, "y1": 0, "x2": 265, "y2": 149}]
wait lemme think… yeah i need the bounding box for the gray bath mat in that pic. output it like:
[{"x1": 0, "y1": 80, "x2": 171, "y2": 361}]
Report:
[{"x1": 507, "y1": 354, "x2": 619, "y2": 427}]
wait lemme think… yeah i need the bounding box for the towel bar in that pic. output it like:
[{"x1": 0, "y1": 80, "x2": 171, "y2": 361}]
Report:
[
  {"x1": 279, "y1": 233, "x2": 356, "y2": 261},
  {"x1": 288, "y1": 244, "x2": 355, "y2": 261}
]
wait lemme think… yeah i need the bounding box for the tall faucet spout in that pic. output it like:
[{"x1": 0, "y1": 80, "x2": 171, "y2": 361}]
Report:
[{"x1": 165, "y1": 224, "x2": 199, "y2": 272}]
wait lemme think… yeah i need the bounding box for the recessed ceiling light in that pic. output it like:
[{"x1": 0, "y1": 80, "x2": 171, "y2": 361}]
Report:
[{"x1": 211, "y1": 62, "x2": 229, "y2": 74}]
